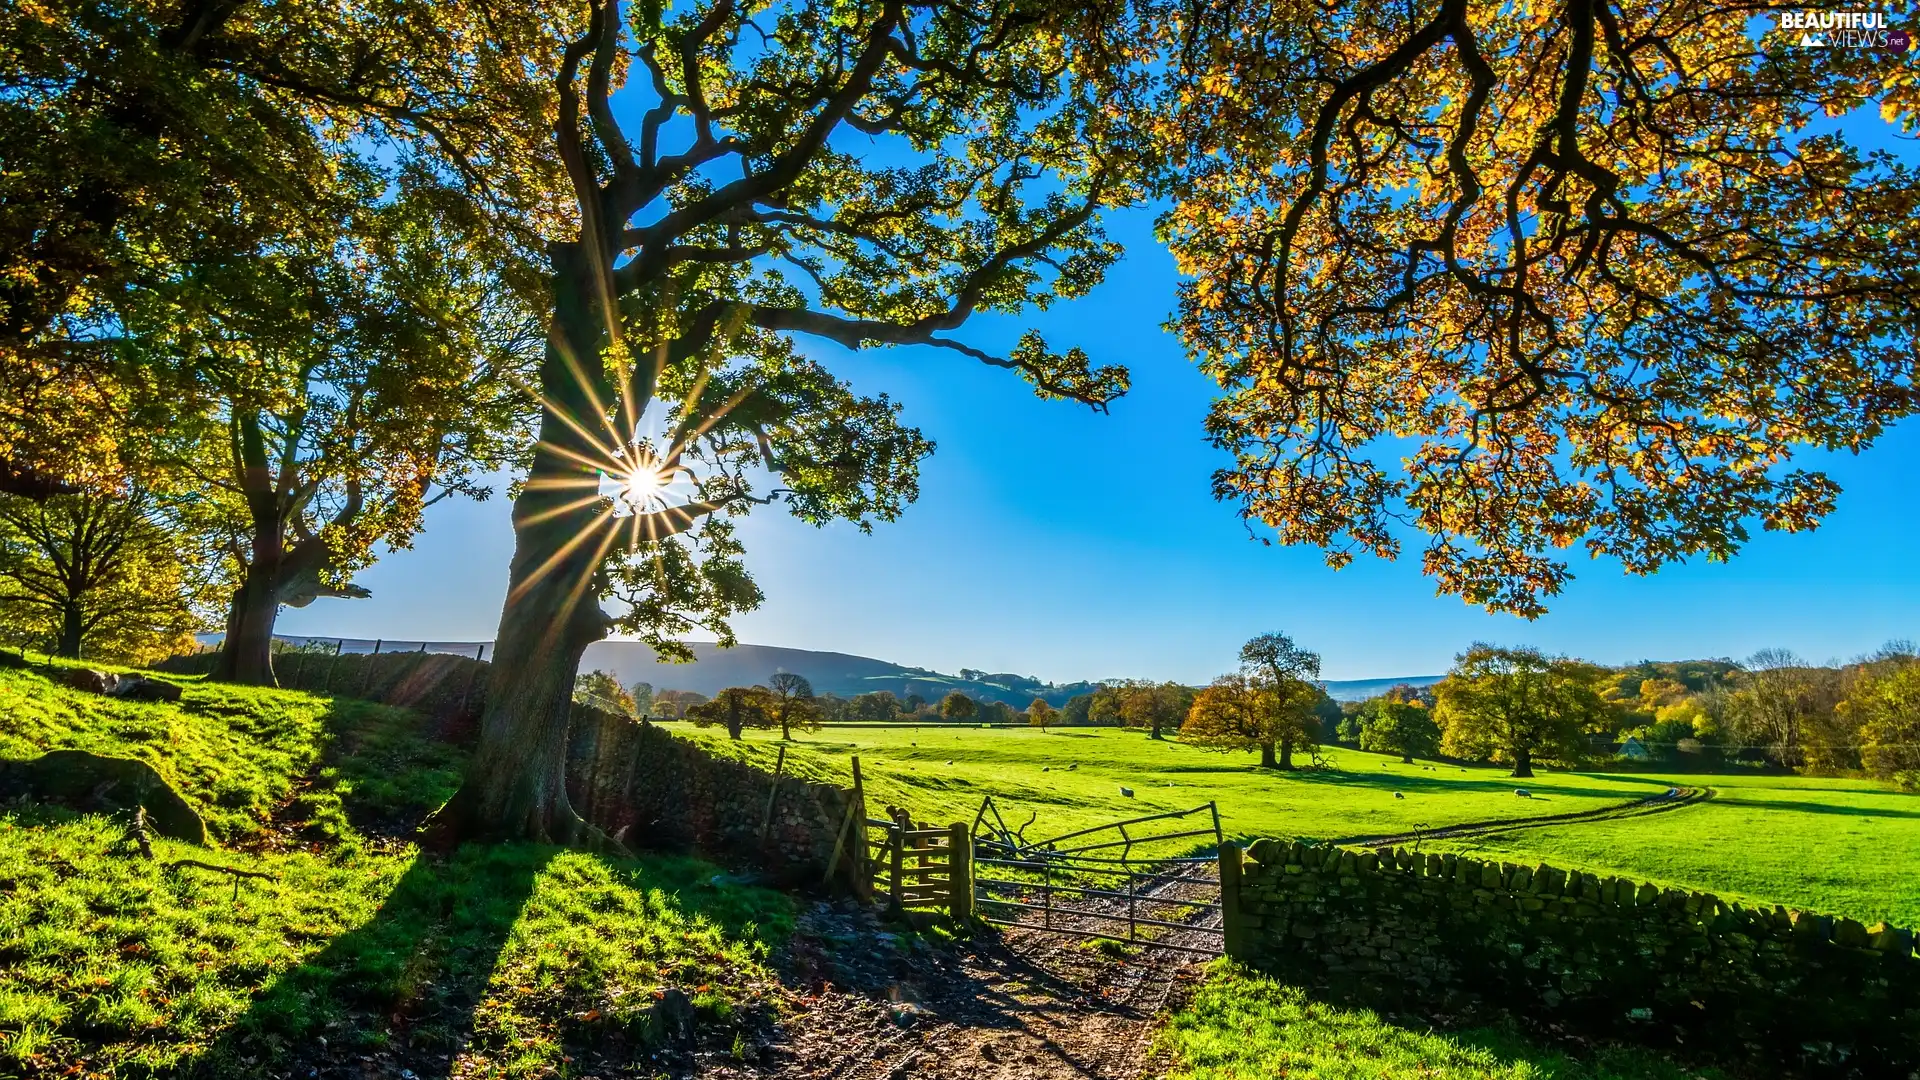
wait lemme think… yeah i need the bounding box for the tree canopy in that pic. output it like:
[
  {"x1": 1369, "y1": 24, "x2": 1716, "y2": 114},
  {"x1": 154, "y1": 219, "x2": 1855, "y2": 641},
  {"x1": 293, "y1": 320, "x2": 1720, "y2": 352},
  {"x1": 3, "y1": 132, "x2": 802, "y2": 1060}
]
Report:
[
  {"x1": 766, "y1": 672, "x2": 821, "y2": 739},
  {"x1": 1357, "y1": 700, "x2": 1441, "y2": 764},
  {"x1": 1161, "y1": 0, "x2": 1920, "y2": 617},
  {"x1": 0, "y1": 488, "x2": 211, "y2": 661},
  {"x1": 1434, "y1": 644, "x2": 1610, "y2": 777}
]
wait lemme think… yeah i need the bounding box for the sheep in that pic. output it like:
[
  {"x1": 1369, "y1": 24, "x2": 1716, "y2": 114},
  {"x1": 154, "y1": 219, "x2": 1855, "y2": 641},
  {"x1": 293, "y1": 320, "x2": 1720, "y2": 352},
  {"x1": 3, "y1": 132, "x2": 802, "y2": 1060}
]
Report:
[
  {"x1": 1393, "y1": 792, "x2": 1405, "y2": 799},
  {"x1": 1514, "y1": 788, "x2": 1532, "y2": 798},
  {"x1": 1067, "y1": 763, "x2": 1078, "y2": 771},
  {"x1": 946, "y1": 759, "x2": 954, "y2": 765},
  {"x1": 1119, "y1": 786, "x2": 1135, "y2": 798}
]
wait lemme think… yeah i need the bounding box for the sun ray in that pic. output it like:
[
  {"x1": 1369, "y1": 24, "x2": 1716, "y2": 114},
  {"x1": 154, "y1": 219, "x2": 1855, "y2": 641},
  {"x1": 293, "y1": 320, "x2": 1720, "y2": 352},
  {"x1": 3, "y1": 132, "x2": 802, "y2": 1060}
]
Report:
[
  {"x1": 514, "y1": 491, "x2": 611, "y2": 528},
  {"x1": 507, "y1": 511, "x2": 621, "y2": 603}
]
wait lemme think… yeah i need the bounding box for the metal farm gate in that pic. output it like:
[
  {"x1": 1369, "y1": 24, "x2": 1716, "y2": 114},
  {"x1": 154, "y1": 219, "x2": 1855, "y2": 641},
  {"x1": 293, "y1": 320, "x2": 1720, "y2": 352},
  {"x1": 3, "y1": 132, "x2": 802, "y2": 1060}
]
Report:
[{"x1": 967, "y1": 796, "x2": 1225, "y2": 955}]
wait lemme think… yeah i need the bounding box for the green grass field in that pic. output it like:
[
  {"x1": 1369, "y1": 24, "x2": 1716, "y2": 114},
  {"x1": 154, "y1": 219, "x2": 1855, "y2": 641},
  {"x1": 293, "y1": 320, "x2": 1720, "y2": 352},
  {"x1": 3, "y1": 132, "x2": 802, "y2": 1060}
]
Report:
[
  {"x1": 2, "y1": 664, "x2": 1905, "y2": 1078},
  {"x1": 0, "y1": 664, "x2": 791, "y2": 1077},
  {"x1": 1157, "y1": 963, "x2": 1721, "y2": 1080},
  {"x1": 669, "y1": 722, "x2": 1920, "y2": 926},
  {"x1": 1427, "y1": 772, "x2": 1920, "y2": 928}
]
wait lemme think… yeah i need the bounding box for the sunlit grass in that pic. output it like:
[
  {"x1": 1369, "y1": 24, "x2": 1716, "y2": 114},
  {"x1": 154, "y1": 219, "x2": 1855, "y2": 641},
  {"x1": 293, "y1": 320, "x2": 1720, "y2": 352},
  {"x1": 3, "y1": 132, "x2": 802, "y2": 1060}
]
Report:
[
  {"x1": 0, "y1": 665, "x2": 791, "y2": 1077},
  {"x1": 1158, "y1": 963, "x2": 1722, "y2": 1080}
]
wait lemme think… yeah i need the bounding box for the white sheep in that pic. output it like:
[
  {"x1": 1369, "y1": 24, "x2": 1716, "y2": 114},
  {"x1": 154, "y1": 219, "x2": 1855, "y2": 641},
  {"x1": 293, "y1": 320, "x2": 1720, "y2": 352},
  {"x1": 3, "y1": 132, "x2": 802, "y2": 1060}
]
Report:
[
  {"x1": 1119, "y1": 786, "x2": 1135, "y2": 798},
  {"x1": 1514, "y1": 788, "x2": 1532, "y2": 798},
  {"x1": 1393, "y1": 792, "x2": 1405, "y2": 799}
]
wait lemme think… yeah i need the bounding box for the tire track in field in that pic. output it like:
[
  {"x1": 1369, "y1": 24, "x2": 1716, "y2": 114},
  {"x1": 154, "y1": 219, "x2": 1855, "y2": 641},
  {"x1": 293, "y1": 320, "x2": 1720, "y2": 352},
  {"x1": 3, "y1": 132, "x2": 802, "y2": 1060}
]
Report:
[{"x1": 1335, "y1": 784, "x2": 1715, "y2": 848}]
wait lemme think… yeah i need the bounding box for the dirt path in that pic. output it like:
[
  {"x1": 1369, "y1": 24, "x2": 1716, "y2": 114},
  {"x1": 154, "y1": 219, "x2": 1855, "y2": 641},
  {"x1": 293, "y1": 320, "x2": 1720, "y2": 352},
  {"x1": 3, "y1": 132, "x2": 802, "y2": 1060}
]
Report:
[
  {"x1": 1334, "y1": 784, "x2": 1715, "y2": 847},
  {"x1": 701, "y1": 866, "x2": 1222, "y2": 1080}
]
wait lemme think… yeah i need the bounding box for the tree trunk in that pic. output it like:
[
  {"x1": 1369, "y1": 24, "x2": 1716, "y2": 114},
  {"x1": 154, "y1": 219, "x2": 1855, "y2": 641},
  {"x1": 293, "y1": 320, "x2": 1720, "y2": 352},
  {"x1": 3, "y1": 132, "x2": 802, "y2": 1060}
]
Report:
[
  {"x1": 1260, "y1": 740, "x2": 1278, "y2": 768},
  {"x1": 56, "y1": 602, "x2": 83, "y2": 658},
  {"x1": 1149, "y1": 718, "x2": 1163, "y2": 740},
  {"x1": 1277, "y1": 736, "x2": 1294, "y2": 770},
  {"x1": 430, "y1": 245, "x2": 618, "y2": 847},
  {"x1": 212, "y1": 416, "x2": 286, "y2": 686},
  {"x1": 212, "y1": 566, "x2": 280, "y2": 685},
  {"x1": 1511, "y1": 747, "x2": 1534, "y2": 778},
  {"x1": 1401, "y1": 752, "x2": 1413, "y2": 764}
]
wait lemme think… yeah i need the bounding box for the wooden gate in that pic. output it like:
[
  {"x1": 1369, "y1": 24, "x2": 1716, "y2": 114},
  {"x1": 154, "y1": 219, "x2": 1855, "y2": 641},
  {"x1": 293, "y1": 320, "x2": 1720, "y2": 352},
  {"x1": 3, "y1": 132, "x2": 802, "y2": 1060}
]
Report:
[
  {"x1": 969, "y1": 798, "x2": 1225, "y2": 955},
  {"x1": 864, "y1": 808, "x2": 974, "y2": 921}
]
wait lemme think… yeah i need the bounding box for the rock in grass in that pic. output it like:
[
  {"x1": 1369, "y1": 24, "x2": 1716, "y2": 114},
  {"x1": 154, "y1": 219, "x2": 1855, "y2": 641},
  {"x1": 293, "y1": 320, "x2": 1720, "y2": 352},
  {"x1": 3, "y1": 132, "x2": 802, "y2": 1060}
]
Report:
[
  {"x1": 0, "y1": 749, "x2": 207, "y2": 844},
  {"x1": 108, "y1": 676, "x2": 183, "y2": 703},
  {"x1": 62, "y1": 668, "x2": 117, "y2": 694}
]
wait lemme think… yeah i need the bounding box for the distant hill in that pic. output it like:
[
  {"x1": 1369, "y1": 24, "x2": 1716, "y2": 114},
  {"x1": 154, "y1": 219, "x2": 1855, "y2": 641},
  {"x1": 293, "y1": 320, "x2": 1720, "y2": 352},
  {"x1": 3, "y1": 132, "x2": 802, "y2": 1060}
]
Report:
[
  {"x1": 578, "y1": 641, "x2": 1097, "y2": 707},
  {"x1": 578, "y1": 640, "x2": 1440, "y2": 706},
  {"x1": 1318, "y1": 675, "x2": 1443, "y2": 702},
  {"x1": 215, "y1": 634, "x2": 1439, "y2": 706}
]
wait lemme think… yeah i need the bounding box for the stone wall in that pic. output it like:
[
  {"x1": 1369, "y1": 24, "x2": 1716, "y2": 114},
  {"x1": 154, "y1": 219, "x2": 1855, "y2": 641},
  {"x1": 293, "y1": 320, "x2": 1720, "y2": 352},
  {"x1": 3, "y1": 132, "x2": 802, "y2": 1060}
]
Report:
[
  {"x1": 159, "y1": 648, "x2": 488, "y2": 733},
  {"x1": 160, "y1": 652, "x2": 867, "y2": 889},
  {"x1": 567, "y1": 707, "x2": 865, "y2": 890},
  {"x1": 1222, "y1": 838, "x2": 1920, "y2": 1076}
]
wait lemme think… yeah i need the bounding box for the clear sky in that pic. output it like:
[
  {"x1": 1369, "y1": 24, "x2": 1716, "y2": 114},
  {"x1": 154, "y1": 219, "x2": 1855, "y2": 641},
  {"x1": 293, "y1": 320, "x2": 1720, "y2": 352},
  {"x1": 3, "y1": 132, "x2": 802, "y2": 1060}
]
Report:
[{"x1": 277, "y1": 199, "x2": 1919, "y2": 685}]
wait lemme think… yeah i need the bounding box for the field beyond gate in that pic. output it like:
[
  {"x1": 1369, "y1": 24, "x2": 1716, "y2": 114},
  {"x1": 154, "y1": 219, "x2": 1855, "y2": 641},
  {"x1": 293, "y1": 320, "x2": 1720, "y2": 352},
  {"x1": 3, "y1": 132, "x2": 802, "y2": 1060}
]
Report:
[{"x1": 969, "y1": 798, "x2": 1226, "y2": 955}]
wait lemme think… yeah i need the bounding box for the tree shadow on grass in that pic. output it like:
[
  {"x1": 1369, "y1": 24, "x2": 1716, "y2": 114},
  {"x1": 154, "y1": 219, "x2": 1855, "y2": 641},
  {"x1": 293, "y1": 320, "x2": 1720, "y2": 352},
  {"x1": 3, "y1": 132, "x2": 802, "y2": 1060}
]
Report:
[
  {"x1": 195, "y1": 842, "x2": 555, "y2": 1079},
  {"x1": 192, "y1": 838, "x2": 799, "y2": 1080},
  {"x1": 1709, "y1": 795, "x2": 1920, "y2": 820}
]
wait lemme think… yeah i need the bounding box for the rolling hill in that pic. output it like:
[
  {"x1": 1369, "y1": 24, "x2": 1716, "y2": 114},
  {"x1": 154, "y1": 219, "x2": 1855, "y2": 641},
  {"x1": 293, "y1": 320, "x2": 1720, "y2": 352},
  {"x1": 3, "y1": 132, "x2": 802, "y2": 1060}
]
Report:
[{"x1": 233, "y1": 635, "x2": 1439, "y2": 706}]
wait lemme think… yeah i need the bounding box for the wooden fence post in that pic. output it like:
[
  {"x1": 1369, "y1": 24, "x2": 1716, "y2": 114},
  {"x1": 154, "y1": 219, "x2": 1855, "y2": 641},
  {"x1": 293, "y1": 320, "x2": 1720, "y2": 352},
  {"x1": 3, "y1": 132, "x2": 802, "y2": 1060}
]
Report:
[
  {"x1": 323, "y1": 640, "x2": 344, "y2": 694},
  {"x1": 1219, "y1": 842, "x2": 1245, "y2": 960},
  {"x1": 888, "y1": 821, "x2": 905, "y2": 917},
  {"x1": 359, "y1": 639, "x2": 382, "y2": 697},
  {"x1": 459, "y1": 644, "x2": 486, "y2": 717},
  {"x1": 948, "y1": 822, "x2": 973, "y2": 923},
  {"x1": 758, "y1": 744, "x2": 787, "y2": 847}
]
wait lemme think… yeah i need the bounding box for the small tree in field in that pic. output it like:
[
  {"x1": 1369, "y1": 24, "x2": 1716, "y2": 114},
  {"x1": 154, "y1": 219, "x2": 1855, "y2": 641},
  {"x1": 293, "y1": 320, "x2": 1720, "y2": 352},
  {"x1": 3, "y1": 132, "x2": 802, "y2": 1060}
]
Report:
[
  {"x1": 1434, "y1": 645, "x2": 1607, "y2": 778},
  {"x1": 572, "y1": 669, "x2": 637, "y2": 718},
  {"x1": 686, "y1": 687, "x2": 773, "y2": 740},
  {"x1": 1357, "y1": 700, "x2": 1441, "y2": 764},
  {"x1": 940, "y1": 692, "x2": 977, "y2": 723},
  {"x1": 766, "y1": 673, "x2": 821, "y2": 741},
  {"x1": 1182, "y1": 673, "x2": 1270, "y2": 764},
  {"x1": 1028, "y1": 698, "x2": 1056, "y2": 731}
]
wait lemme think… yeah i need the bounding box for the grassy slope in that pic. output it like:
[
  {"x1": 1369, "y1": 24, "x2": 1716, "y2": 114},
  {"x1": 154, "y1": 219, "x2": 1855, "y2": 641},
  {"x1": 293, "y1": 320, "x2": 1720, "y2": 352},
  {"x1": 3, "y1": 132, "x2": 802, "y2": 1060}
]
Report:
[
  {"x1": 665, "y1": 723, "x2": 1668, "y2": 850},
  {"x1": 1427, "y1": 772, "x2": 1920, "y2": 928},
  {"x1": 0, "y1": 664, "x2": 792, "y2": 1078},
  {"x1": 1157, "y1": 963, "x2": 1722, "y2": 1080},
  {"x1": 669, "y1": 724, "x2": 1918, "y2": 926}
]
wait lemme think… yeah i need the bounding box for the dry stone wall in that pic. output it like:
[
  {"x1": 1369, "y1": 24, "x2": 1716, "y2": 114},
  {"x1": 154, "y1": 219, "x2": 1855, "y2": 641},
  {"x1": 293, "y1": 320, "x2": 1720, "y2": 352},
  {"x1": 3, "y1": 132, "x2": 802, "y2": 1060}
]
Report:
[
  {"x1": 1222, "y1": 838, "x2": 1920, "y2": 1076},
  {"x1": 567, "y1": 707, "x2": 863, "y2": 890},
  {"x1": 160, "y1": 652, "x2": 864, "y2": 888}
]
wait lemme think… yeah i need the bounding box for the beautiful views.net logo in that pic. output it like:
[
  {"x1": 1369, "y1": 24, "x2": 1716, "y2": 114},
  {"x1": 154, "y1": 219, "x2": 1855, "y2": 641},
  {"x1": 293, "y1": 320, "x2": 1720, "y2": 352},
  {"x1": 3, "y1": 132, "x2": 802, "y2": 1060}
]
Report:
[{"x1": 1775, "y1": 10, "x2": 1910, "y2": 50}]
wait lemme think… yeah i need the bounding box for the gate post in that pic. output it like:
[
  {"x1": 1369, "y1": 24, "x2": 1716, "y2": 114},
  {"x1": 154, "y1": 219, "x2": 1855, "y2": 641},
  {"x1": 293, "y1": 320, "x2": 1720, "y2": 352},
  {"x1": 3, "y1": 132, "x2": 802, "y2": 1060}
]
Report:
[
  {"x1": 1219, "y1": 842, "x2": 1246, "y2": 960},
  {"x1": 948, "y1": 822, "x2": 973, "y2": 922},
  {"x1": 887, "y1": 822, "x2": 905, "y2": 916}
]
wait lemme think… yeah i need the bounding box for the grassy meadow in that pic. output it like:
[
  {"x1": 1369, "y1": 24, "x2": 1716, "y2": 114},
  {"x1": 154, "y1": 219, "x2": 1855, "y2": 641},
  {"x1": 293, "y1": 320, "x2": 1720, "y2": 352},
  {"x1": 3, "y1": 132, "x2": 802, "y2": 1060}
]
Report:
[
  {"x1": 1, "y1": 661, "x2": 1909, "y2": 1078},
  {"x1": 1426, "y1": 772, "x2": 1920, "y2": 928},
  {"x1": 668, "y1": 722, "x2": 1920, "y2": 926},
  {"x1": 1157, "y1": 963, "x2": 1722, "y2": 1080},
  {"x1": 0, "y1": 664, "x2": 791, "y2": 1077}
]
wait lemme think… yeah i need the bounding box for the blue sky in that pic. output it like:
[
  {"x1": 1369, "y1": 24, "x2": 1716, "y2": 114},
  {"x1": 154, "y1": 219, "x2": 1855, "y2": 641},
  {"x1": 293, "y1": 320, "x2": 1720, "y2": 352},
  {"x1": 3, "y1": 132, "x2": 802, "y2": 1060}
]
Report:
[
  {"x1": 279, "y1": 198, "x2": 1919, "y2": 685},
  {"x1": 284, "y1": 60, "x2": 1920, "y2": 687}
]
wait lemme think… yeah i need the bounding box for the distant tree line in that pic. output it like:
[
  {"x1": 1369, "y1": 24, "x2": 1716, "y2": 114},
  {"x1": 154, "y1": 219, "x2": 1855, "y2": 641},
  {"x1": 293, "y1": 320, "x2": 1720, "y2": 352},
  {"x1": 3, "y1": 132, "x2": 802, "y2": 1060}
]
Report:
[
  {"x1": 592, "y1": 630, "x2": 1920, "y2": 795},
  {"x1": 1321, "y1": 641, "x2": 1920, "y2": 790}
]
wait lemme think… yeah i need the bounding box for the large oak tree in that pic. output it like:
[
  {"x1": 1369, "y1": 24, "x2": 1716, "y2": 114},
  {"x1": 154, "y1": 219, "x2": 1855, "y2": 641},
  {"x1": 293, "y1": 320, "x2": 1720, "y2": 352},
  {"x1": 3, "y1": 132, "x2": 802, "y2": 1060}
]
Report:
[
  {"x1": 431, "y1": 0, "x2": 1154, "y2": 843},
  {"x1": 1159, "y1": 0, "x2": 1920, "y2": 616}
]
